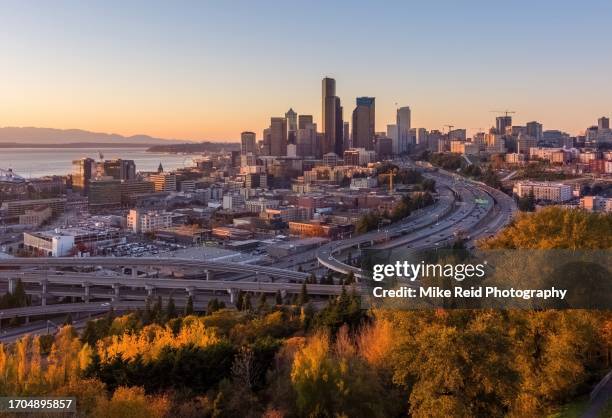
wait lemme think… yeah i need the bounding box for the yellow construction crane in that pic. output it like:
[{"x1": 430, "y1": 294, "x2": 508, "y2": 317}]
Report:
[{"x1": 379, "y1": 168, "x2": 398, "y2": 192}]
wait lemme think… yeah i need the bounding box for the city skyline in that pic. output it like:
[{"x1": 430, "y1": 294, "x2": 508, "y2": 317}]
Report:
[{"x1": 1, "y1": 0, "x2": 612, "y2": 141}]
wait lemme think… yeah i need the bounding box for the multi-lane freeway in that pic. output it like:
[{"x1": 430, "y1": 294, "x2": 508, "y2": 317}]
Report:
[
  {"x1": 0, "y1": 159, "x2": 516, "y2": 330},
  {"x1": 0, "y1": 257, "x2": 310, "y2": 282},
  {"x1": 316, "y1": 162, "x2": 516, "y2": 279}
]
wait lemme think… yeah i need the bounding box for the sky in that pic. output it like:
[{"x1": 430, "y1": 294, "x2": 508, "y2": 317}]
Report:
[{"x1": 1, "y1": 0, "x2": 611, "y2": 141}]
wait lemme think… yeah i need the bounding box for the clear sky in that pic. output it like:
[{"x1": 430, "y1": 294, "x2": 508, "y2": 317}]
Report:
[{"x1": 1, "y1": 0, "x2": 611, "y2": 141}]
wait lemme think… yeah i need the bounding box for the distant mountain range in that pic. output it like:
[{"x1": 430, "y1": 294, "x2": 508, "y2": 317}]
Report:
[{"x1": 0, "y1": 126, "x2": 203, "y2": 146}]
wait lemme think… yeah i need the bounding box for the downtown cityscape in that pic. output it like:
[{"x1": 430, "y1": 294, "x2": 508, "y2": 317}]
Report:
[{"x1": 0, "y1": 1, "x2": 611, "y2": 417}]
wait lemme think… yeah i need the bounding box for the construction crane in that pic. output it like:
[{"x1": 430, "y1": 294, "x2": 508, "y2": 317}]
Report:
[
  {"x1": 379, "y1": 168, "x2": 398, "y2": 193},
  {"x1": 490, "y1": 110, "x2": 516, "y2": 117},
  {"x1": 444, "y1": 124, "x2": 455, "y2": 133}
]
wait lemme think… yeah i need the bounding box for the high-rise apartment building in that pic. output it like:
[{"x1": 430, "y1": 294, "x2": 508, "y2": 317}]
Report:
[
  {"x1": 396, "y1": 106, "x2": 411, "y2": 154},
  {"x1": 416, "y1": 128, "x2": 428, "y2": 145},
  {"x1": 599, "y1": 116, "x2": 610, "y2": 130},
  {"x1": 352, "y1": 97, "x2": 375, "y2": 150},
  {"x1": 241, "y1": 131, "x2": 257, "y2": 155},
  {"x1": 517, "y1": 133, "x2": 538, "y2": 155},
  {"x1": 321, "y1": 77, "x2": 343, "y2": 156},
  {"x1": 269, "y1": 117, "x2": 288, "y2": 156},
  {"x1": 72, "y1": 158, "x2": 96, "y2": 194},
  {"x1": 525, "y1": 121, "x2": 543, "y2": 141},
  {"x1": 496, "y1": 116, "x2": 512, "y2": 135}
]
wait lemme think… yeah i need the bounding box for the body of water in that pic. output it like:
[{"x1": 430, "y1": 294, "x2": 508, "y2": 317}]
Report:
[{"x1": 0, "y1": 147, "x2": 199, "y2": 178}]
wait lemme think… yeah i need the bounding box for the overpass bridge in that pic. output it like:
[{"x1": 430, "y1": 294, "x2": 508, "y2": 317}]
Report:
[
  {"x1": 0, "y1": 271, "x2": 349, "y2": 307},
  {"x1": 0, "y1": 257, "x2": 310, "y2": 282}
]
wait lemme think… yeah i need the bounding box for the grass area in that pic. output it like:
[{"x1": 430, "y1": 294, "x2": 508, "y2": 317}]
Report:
[{"x1": 547, "y1": 397, "x2": 589, "y2": 418}]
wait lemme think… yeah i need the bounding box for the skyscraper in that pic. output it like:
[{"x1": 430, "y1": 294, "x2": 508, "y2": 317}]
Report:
[
  {"x1": 297, "y1": 122, "x2": 317, "y2": 157},
  {"x1": 285, "y1": 108, "x2": 297, "y2": 132},
  {"x1": 525, "y1": 121, "x2": 543, "y2": 141},
  {"x1": 598, "y1": 116, "x2": 610, "y2": 130},
  {"x1": 396, "y1": 106, "x2": 411, "y2": 154},
  {"x1": 322, "y1": 77, "x2": 343, "y2": 156},
  {"x1": 269, "y1": 117, "x2": 288, "y2": 156},
  {"x1": 285, "y1": 108, "x2": 297, "y2": 145},
  {"x1": 352, "y1": 97, "x2": 375, "y2": 150},
  {"x1": 298, "y1": 115, "x2": 313, "y2": 130},
  {"x1": 262, "y1": 128, "x2": 271, "y2": 156},
  {"x1": 496, "y1": 116, "x2": 512, "y2": 135},
  {"x1": 241, "y1": 131, "x2": 257, "y2": 155},
  {"x1": 343, "y1": 121, "x2": 350, "y2": 149}
]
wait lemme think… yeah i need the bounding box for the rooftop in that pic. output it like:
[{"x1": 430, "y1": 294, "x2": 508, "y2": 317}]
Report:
[{"x1": 0, "y1": 168, "x2": 25, "y2": 183}]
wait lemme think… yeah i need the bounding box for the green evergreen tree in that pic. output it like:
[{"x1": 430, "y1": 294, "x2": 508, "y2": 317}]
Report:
[
  {"x1": 235, "y1": 290, "x2": 245, "y2": 311},
  {"x1": 184, "y1": 295, "x2": 194, "y2": 316},
  {"x1": 243, "y1": 293, "x2": 253, "y2": 311},
  {"x1": 166, "y1": 296, "x2": 177, "y2": 319},
  {"x1": 275, "y1": 290, "x2": 283, "y2": 306},
  {"x1": 298, "y1": 283, "x2": 309, "y2": 305},
  {"x1": 208, "y1": 298, "x2": 220, "y2": 314},
  {"x1": 309, "y1": 273, "x2": 317, "y2": 284},
  {"x1": 257, "y1": 293, "x2": 268, "y2": 312}
]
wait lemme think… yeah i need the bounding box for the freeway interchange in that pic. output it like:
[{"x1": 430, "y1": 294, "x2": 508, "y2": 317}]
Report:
[
  {"x1": 0, "y1": 162, "x2": 516, "y2": 333},
  {"x1": 316, "y1": 163, "x2": 516, "y2": 279}
]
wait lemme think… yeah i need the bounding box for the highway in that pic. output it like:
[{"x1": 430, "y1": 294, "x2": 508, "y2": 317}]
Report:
[
  {"x1": 0, "y1": 160, "x2": 516, "y2": 332},
  {"x1": 0, "y1": 256, "x2": 310, "y2": 281},
  {"x1": 316, "y1": 163, "x2": 517, "y2": 279},
  {"x1": 0, "y1": 271, "x2": 349, "y2": 296}
]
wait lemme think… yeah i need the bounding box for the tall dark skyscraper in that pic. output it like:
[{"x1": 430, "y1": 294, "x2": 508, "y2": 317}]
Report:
[
  {"x1": 269, "y1": 117, "x2": 288, "y2": 156},
  {"x1": 285, "y1": 108, "x2": 297, "y2": 145},
  {"x1": 322, "y1": 77, "x2": 343, "y2": 156},
  {"x1": 496, "y1": 116, "x2": 512, "y2": 135},
  {"x1": 396, "y1": 106, "x2": 411, "y2": 154},
  {"x1": 352, "y1": 97, "x2": 375, "y2": 150},
  {"x1": 241, "y1": 131, "x2": 257, "y2": 154},
  {"x1": 343, "y1": 121, "x2": 350, "y2": 149}
]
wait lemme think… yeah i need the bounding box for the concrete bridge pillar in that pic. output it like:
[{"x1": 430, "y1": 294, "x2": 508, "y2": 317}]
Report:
[
  {"x1": 112, "y1": 283, "x2": 121, "y2": 302},
  {"x1": 205, "y1": 270, "x2": 213, "y2": 281},
  {"x1": 227, "y1": 288, "x2": 237, "y2": 304},
  {"x1": 40, "y1": 279, "x2": 48, "y2": 306},
  {"x1": 185, "y1": 286, "x2": 195, "y2": 300},
  {"x1": 8, "y1": 278, "x2": 16, "y2": 294},
  {"x1": 82, "y1": 282, "x2": 91, "y2": 303},
  {"x1": 145, "y1": 284, "x2": 155, "y2": 298}
]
